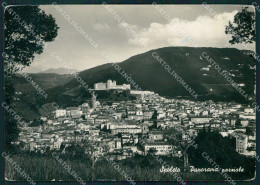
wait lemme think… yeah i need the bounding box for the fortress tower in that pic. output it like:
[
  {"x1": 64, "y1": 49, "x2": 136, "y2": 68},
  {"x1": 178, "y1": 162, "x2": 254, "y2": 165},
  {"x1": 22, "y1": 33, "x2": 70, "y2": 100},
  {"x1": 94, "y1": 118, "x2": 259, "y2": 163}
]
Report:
[
  {"x1": 107, "y1": 79, "x2": 116, "y2": 89},
  {"x1": 91, "y1": 94, "x2": 96, "y2": 109}
]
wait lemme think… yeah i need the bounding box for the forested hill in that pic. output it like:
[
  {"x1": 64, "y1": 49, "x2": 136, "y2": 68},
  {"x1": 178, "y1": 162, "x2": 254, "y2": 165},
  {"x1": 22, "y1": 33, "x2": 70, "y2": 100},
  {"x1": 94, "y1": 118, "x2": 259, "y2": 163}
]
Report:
[{"x1": 47, "y1": 47, "x2": 255, "y2": 103}]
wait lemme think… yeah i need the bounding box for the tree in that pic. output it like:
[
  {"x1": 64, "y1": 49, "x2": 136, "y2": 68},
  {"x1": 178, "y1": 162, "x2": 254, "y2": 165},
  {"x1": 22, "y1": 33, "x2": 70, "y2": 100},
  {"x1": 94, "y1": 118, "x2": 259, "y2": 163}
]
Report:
[
  {"x1": 188, "y1": 129, "x2": 248, "y2": 168},
  {"x1": 4, "y1": 6, "x2": 59, "y2": 152},
  {"x1": 4, "y1": 80, "x2": 20, "y2": 152},
  {"x1": 59, "y1": 143, "x2": 65, "y2": 152},
  {"x1": 65, "y1": 143, "x2": 85, "y2": 158},
  {"x1": 164, "y1": 126, "x2": 193, "y2": 171},
  {"x1": 246, "y1": 126, "x2": 254, "y2": 136},
  {"x1": 235, "y1": 119, "x2": 242, "y2": 127},
  {"x1": 81, "y1": 115, "x2": 86, "y2": 120},
  {"x1": 4, "y1": 6, "x2": 59, "y2": 75},
  {"x1": 82, "y1": 139, "x2": 105, "y2": 181},
  {"x1": 187, "y1": 129, "x2": 255, "y2": 179},
  {"x1": 152, "y1": 110, "x2": 158, "y2": 120},
  {"x1": 225, "y1": 7, "x2": 255, "y2": 44},
  {"x1": 150, "y1": 110, "x2": 158, "y2": 129},
  {"x1": 147, "y1": 147, "x2": 157, "y2": 155},
  {"x1": 29, "y1": 119, "x2": 44, "y2": 127}
]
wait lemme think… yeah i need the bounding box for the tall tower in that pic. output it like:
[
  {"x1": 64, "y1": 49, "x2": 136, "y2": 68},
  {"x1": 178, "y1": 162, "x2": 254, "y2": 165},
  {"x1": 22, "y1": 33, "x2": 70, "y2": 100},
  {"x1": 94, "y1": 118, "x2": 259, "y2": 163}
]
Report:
[
  {"x1": 107, "y1": 80, "x2": 112, "y2": 90},
  {"x1": 141, "y1": 94, "x2": 144, "y2": 102},
  {"x1": 91, "y1": 94, "x2": 96, "y2": 109}
]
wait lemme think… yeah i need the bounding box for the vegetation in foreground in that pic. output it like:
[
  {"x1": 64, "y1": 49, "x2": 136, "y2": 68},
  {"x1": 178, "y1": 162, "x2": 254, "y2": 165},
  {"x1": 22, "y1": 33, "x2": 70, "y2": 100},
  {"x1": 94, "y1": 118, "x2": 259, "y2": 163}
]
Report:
[{"x1": 5, "y1": 130, "x2": 255, "y2": 181}]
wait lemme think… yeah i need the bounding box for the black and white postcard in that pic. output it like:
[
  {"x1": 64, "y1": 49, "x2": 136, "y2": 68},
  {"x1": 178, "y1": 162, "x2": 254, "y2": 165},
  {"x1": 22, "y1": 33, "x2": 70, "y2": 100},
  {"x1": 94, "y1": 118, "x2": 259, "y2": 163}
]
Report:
[{"x1": 1, "y1": 2, "x2": 259, "y2": 184}]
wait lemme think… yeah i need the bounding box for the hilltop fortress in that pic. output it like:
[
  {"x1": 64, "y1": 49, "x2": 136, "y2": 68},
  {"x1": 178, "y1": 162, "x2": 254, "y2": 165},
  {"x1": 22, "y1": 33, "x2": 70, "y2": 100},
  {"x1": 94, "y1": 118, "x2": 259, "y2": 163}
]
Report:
[{"x1": 94, "y1": 80, "x2": 131, "y2": 90}]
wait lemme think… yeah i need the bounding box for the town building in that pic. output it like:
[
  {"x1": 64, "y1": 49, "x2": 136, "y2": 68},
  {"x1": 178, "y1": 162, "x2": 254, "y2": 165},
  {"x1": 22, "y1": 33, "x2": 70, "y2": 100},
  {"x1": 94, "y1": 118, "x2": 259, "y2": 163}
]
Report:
[
  {"x1": 144, "y1": 142, "x2": 173, "y2": 155},
  {"x1": 55, "y1": 109, "x2": 66, "y2": 118},
  {"x1": 235, "y1": 134, "x2": 248, "y2": 154},
  {"x1": 111, "y1": 127, "x2": 142, "y2": 135}
]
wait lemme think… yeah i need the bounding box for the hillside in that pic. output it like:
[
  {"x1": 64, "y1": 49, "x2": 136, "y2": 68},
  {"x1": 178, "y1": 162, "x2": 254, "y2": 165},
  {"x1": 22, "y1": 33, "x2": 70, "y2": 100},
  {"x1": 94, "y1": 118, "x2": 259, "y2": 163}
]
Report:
[
  {"x1": 9, "y1": 47, "x2": 256, "y2": 120},
  {"x1": 9, "y1": 73, "x2": 74, "y2": 121},
  {"x1": 39, "y1": 67, "x2": 78, "y2": 75},
  {"x1": 46, "y1": 47, "x2": 255, "y2": 105},
  {"x1": 11, "y1": 73, "x2": 74, "y2": 92}
]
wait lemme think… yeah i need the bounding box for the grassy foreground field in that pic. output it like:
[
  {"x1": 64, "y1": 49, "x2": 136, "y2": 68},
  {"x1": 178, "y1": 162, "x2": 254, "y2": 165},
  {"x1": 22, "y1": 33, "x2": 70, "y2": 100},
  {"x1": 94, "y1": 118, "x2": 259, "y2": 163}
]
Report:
[{"x1": 4, "y1": 153, "x2": 254, "y2": 182}]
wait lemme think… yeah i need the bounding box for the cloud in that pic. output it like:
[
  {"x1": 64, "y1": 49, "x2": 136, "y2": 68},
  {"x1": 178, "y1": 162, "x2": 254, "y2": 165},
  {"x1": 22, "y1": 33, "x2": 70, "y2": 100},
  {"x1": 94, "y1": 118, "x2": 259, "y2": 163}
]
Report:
[
  {"x1": 23, "y1": 5, "x2": 255, "y2": 73},
  {"x1": 126, "y1": 11, "x2": 254, "y2": 50},
  {"x1": 93, "y1": 23, "x2": 112, "y2": 33}
]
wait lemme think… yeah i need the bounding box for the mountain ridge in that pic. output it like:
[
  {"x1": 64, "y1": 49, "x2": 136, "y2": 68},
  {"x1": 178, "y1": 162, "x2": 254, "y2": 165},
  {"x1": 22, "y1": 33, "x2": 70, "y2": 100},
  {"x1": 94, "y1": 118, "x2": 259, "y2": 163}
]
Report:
[
  {"x1": 45, "y1": 46, "x2": 255, "y2": 104},
  {"x1": 10, "y1": 46, "x2": 256, "y2": 120},
  {"x1": 39, "y1": 67, "x2": 79, "y2": 75}
]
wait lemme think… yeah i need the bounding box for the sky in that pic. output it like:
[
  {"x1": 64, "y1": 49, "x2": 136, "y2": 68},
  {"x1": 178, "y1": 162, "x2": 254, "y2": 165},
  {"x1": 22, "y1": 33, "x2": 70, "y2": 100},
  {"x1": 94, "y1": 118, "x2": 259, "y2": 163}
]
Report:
[{"x1": 23, "y1": 4, "x2": 255, "y2": 73}]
